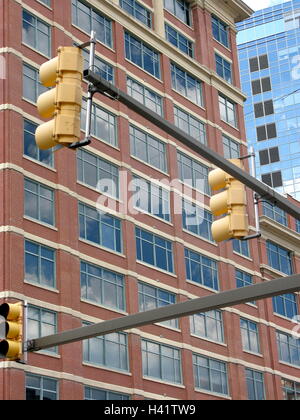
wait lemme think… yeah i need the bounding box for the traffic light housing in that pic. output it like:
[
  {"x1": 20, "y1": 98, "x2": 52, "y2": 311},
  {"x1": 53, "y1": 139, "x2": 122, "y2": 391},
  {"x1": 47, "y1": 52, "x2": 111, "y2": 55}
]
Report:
[
  {"x1": 208, "y1": 159, "x2": 249, "y2": 242},
  {"x1": 0, "y1": 302, "x2": 23, "y2": 360},
  {"x1": 35, "y1": 46, "x2": 83, "y2": 150}
]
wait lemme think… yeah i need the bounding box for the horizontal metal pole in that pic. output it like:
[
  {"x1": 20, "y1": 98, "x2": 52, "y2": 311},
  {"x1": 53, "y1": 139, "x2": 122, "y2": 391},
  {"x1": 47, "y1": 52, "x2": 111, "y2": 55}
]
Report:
[
  {"x1": 26, "y1": 274, "x2": 300, "y2": 352},
  {"x1": 83, "y1": 70, "x2": 300, "y2": 220}
]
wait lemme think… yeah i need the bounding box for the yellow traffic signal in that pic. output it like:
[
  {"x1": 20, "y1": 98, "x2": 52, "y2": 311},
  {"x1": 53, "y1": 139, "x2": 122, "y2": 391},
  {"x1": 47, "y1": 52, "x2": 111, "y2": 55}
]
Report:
[
  {"x1": 208, "y1": 159, "x2": 249, "y2": 242},
  {"x1": 35, "y1": 46, "x2": 83, "y2": 150},
  {"x1": 0, "y1": 302, "x2": 23, "y2": 360}
]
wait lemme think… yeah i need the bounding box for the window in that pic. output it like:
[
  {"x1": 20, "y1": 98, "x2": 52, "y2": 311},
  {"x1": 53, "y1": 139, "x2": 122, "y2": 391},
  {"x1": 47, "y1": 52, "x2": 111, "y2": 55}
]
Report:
[
  {"x1": 178, "y1": 152, "x2": 209, "y2": 194},
  {"x1": 83, "y1": 329, "x2": 129, "y2": 371},
  {"x1": 223, "y1": 135, "x2": 240, "y2": 159},
  {"x1": 215, "y1": 54, "x2": 232, "y2": 83},
  {"x1": 23, "y1": 63, "x2": 48, "y2": 103},
  {"x1": 277, "y1": 331, "x2": 300, "y2": 367},
  {"x1": 80, "y1": 261, "x2": 125, "y2": 311},
  {"x1": 77, "y1": 149, "x2": 119, "y2": 198},
  {"x1": 79, "y1": 202, "x2": 122, "y2": 253},
  {"x1": 25, "y1": 240, "x2": 56, "y2": 288},
  {"x1": 266, "y1": 241, "x2": 293, "y2": 275},
  {"x1": 131, "y1": 176, "x2": 170, "y2": 221},
  {"x1": 85, "y1": 386, "x2": 130, "y2": 400},
  {"x1": 174, "y1": 106, "x2": 206, "y2": 144},
  {"x1": 164, "y1": 0, "x2": 191, "y2": 26},
  {"x1": 40, "y1": 0, "x2": 51, "y2": 6},
  {"x1": 185, "y1": 248, "x2": 219, "y2": 290},
  {"x1": 182, "y1": 200, "x2": 214, "y2": 242},
  {"x1": 193, "y1": 354, "x2": 228, "y2": 396},
  {"x1": 240, "y1": 318, "x2": 260, "y2": 354},
  {"x1": 256, "y1": 123, "x2": 277, "y2": 141},
  {"x1": 262, "y1": 171, "x2": 283, "y2": 188},
  {"x1": 24, "y1": 178, "x2": 55, "y2": 226},
  {"x1": 130, "y1": 125, "x2": 167, "y2": 172},
  {"x1": 296, "y1": 219, "x2": 300, "y2": 233},
  {"x1": 236, "y1": 269, "x2": 253, "y2": 289},
  {"x1": 136, "y1": 227, "x2": 174, "y2": 273},
  {"x1": 190, "y1": 310, "x2": 224, "y2": 343},
  {"x1": 26, "y1": 374, "x2": 58, "y2": 400},
  {"x1": 251, "y1": 77, "x2": 271, "y2": 95},
  {"x1": 22, "y1": 10, "x2": 51, "y2": 56},
  {"x1": 165, "y1": 24, "x2": 193, "y2": 57},
  {"x1": 72, "y1": 0, "x2": 112, "y2": 47},
  {"x1": 254, "y1": 100, "x2": 274, "y2": 118},
  {"x1": 212, "y1": 15, "x2": 229, "y2": 48},
  {"x1": 81, "y1": 100, "x2": 117, "y2": 147},
  {"x1": 127, "y1": 77, "x2": 163, "y2": 116},
  {"x1": 236, "y1": 269, "x2": 255, "y2": 305},
  {"x1": 232, "y1": 239, "x2": 250, "y2": 257},
  {"x1": 27, "y1": 305, "x2": 57, "y2": 353},
  {"x1": 120, "y1": 0, "x2": 152, "y2": 27},
  {"x1": 282, "y1": 379, "x2": 300, "y2": 400},
  {"x1": 24, "y1": 119, "x2": 53, "y2": 167},
  {"x1": 246, "y1": 369, "x2": 265, "y2": 400},
  {"x1": 273, "y1": 294, "x2": 298, "y2": 320},
  {"x1": 249, "y1": 54, "x2": 269, "y2": 72},
  {"x1": 219, "y1": 94, "x2": 237, "y2": 127},
  {"x1": 263, "y1": 202, "x2": 287, "y2": 226},
  {"x1": 82, "y1": 50, "x2": 114, "y2": 83},
  {"x1": 171, "y1": 63, "x2": 203, "y2": 106},
  {"x1": 138, "y1": 282, "x2": 178, "y2": 328},
  {"x1": 125, "y1": 32, "x2": 160, "y2": 78},
  {"x1": 142, "y1": 339, "x2": 182, "y2": 384},
  {"x1": 259, "y1": 147, "x2": 280, "y2": 166}
]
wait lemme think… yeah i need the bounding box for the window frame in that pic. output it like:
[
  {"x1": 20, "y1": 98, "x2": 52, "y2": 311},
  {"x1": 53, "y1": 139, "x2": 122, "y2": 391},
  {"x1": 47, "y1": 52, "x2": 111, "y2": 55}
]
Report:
[
  {"x1": 190, "y1": 310, "x2": 224, "y2": 343},
  {"x1": 22, "y1": 9, "x2": 51, "y2": 57},
  {"x1": 182, "y1": 199, "x2": 214, "y2": 242},
  {"x1": 120, "y1": 0, "x2": 152, "y2": 28},
  {"x1": 138, "y1": 281, "x2": 178, "y2": 329},
  {"x1": 266, "y1": 241, "x2": 293, "y2": 275},
  {"x1": 26, "y1": 373, "x2": 58, "y2": 400},
  {"x1": 193, "y1": 353, "x2": 229, "y2": 396},
  {"x1": 79, "y1": 202, "x2": 122, "y2": 253},
  {"x1": 72, "y1": 0, "x2": 113, "y2": 48},
  {"x1": 245, "y1": 369, "x2": 265, "y2": 401},
  {"x1": 77, "y1": 148, "x2": 119, "y2": 198},
  {"x1": 185, "y1": 247, "x2": 219, "y2": 291},
  {"x1": 142, "y1": 339, "x2": 182, "y2": 384},
  {"x1": 130, "y1": 125, "x2": 167, "y2": 173},
  {"x1": 240, "y1": 318, "x2": 260, "y2": 354},
  {"x1": 212, "y1": 15, "x2": 229, "y2": 48},
  {"x1": 24, "y1": 239, "x2": 56, "y2": 289},
  {"x1": 24, "y1": 178, "x2": 55, "y2": 226},
  {"x1": 125, "y1": 31, "x2": 161, "y2": 79},
  {"x1": 219, "y1": 94, "x2": 237, "y2": 128},
  {"x1": 80, "y1": 260, "x2": 126, "y2": 311},
  {"x1": 83, "y1": 328, "x2": 129, "y2": 371},
  {"x1": 215, "y1": 53, "x2": 232, "y2": 84},
  {"x1": 165, "y1": 23, "x2": 194, "y2": 57},
  {"x1": 135, "y1": 227, "x2": 174, "y2": 273},
  {"x1": 171, "y1": 63, "x2": 203, "y2": 106}
]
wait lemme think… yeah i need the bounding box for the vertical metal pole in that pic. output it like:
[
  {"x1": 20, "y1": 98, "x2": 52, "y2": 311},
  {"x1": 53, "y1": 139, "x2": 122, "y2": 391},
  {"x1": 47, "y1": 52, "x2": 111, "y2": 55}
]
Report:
[
  {"x1": 85, "y1": 31, "x2": 96, "y2": 143},
  {"x1": 249, "y1": 146, "x2": 260, "y2": 234}
]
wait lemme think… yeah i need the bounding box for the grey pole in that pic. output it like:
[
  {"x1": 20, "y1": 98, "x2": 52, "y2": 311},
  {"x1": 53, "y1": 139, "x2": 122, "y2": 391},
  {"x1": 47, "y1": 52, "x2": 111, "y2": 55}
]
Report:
[
  {"x1": 84, "y1": 31, "x2": 96, "y2": 143},
  {"x1": 26, "y1": 274, "x2": 300, "y2": 353},
  {"x1": 83, "y1": 70, "x2": 300, "y2": 220}
]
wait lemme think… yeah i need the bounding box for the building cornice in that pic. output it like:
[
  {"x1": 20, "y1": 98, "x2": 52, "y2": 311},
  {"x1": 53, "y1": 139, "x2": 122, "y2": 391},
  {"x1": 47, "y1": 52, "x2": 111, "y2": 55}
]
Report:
[{"x1": 194, "y1": 0, "x2": 253, "y2": 25}]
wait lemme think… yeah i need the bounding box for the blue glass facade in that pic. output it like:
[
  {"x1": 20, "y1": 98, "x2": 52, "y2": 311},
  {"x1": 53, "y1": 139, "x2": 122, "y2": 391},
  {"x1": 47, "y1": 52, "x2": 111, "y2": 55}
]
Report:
[{"x1": 237, "y1": 0, "x2": 300, "y2": 200}]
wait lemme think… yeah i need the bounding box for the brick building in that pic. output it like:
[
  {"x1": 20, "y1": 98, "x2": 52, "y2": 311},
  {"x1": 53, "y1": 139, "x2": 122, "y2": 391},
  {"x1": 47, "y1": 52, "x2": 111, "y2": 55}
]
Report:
[{"x1": 0, "y1": 0, "x2": 299, "y2": 400}]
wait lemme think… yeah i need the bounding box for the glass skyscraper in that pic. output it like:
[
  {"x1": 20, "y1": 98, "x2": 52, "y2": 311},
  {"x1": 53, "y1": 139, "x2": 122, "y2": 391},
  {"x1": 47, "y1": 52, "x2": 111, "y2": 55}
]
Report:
[{"x1": 237, "y1": 0, "x2": 300, "y2": 201}]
